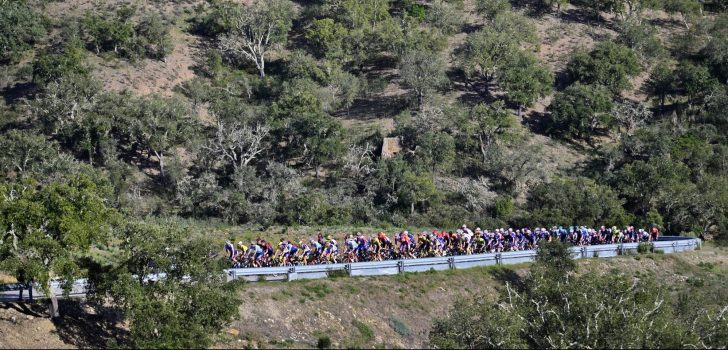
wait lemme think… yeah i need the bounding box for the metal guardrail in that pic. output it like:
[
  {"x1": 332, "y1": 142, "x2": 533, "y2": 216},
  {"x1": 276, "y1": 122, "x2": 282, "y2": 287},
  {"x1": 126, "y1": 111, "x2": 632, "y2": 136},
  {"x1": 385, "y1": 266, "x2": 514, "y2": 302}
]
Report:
[{"x1": 0, "y1": 236, "x2": 701, "y2": 301}]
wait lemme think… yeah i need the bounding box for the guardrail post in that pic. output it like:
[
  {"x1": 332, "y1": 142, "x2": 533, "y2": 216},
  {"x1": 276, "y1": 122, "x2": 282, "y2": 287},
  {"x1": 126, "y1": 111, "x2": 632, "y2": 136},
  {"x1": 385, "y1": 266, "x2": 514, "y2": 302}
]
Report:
[
  {"x1": 618, "y1": 243, "x2": 623, "y2": 255},
  {"x1": 397, "y1": 260, "x2": 404, "y2": 274},
  {"x1": 495, "y1": 253, "x2": 502, "y2": 265},
  {"x1": 28, "y1": 283, "x2": 33, "y2": 302},
  {"x1": 447, "y1": 257, "x2": 455, "y2": 270},
  {"x1": 344, "y1": 264, "x2": 352, "y2": 276},
  {"x1": 581, "y1": 246, "x2": 587, "y2": 259}
]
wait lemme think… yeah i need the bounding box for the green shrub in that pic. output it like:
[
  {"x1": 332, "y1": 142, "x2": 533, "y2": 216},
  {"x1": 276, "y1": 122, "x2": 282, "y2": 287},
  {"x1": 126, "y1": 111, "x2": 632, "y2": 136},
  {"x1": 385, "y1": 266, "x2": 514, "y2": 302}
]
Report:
[
  {"x1": 494, "y1": 196, "x2": 514, "y2": 219},
  {"x1": 328, "y1": 269, "x2": 348, "y2": 279},
  {"x1": 317, "y1": 336, "x2": 331, "y2": 349},
  {"x1": 308, "y1": 283, "x2": 332, "y2": 298},
  {"x1": 698, "y1": 261, "x2": 716, "y2": 271},
  {"x1": 388, "y1": 316, "x2": 411, "y2": 337},
  {"x1": 686, "y1": 276, "x2": 704, "y2": 287},
  {"x1": 637, "y1": 242, "x2": 651, "y2": 254},
  {"x1": 352, "y1": 320, "x2": 374, "y2": 342},
  {"x1": 409, "y1": 4, "x2": 427, "y2": 20}
]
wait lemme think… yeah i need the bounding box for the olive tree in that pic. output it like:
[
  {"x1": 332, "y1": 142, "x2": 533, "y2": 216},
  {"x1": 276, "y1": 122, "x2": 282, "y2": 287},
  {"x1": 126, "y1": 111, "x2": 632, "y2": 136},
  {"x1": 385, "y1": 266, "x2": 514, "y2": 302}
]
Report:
[
  {"x1": 0, "y1": 175, "x2": 117, "y2": 318},
  {"x1": 219, "y1": 0, "x2": 295, "y2": 78},
  {"x1": 399, "y1": 49, "x2": 448, "y2": 108},
  {"x1": 547, "y1": 83, "x2": 614, "y2": 141},
  {"x1": 131, "y1": 96, "x2": 195, "y2": 177},
  {"x1": 610, "y1": 100, "x2": 653, "y2": 136},
  {"x1": 566, "y1": 41, "x2": 641, "y2": 93},
  {"x1": 0, "y1": 0, "x2": 47, "y2": 63},
  {"x1": 90, "y1": 221, "x2": 241, "y2": 348},
  {"x1": 467, "y1": 101, "x2": 519, "y2": 162},
  {"x1": 201, "y1": 120, "x2": 271, "y2": 174},
  {"x1": 497, "y1": 51, "x2": 554, "y2": 116}
]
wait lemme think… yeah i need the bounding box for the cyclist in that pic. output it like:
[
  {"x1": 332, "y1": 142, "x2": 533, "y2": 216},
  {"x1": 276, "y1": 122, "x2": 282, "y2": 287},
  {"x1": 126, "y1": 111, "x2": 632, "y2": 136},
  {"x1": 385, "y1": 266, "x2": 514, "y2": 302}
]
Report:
[
  {"x1": 370, "y1": 235, "x2": 382, "y2": 261},
  {"x1": 224, "y1": 240, "x2": 237, "y2": 261},
  {"x1": 473, "y1": 232, "x2": 486, "y2": 253},
  {"x1": 310, "y1": 239, "x2": 324, "y2": 263},
  {"x1": 355, "y1": 232, "x2": 369, "y2": 261},
  {"x1": 322, "y1": 241, "x2": 338, "y2": 263},
  {"x1": 649, "y1": 225, "x2": 660, "y2": 241},
  {"x1": 282, "y1": 241, "x2": 299, "y2": 265},
  {"x1": 249, "y1": 242, "x2": 264, "y2": 267},
  {"x1": 299, "y1": 241, "x2": 312, "y2": 265},
  {"x1": 345, "y1": 236, "x2": 358, "y2": 262},
  {"x1": 377, "y1": 231, "x2": 392, "y2": 250}
]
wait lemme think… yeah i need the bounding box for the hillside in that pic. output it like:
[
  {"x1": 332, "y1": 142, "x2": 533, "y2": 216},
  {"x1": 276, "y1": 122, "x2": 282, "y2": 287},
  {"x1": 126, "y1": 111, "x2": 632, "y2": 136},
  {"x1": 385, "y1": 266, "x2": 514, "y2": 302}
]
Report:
[
  {"x1": 1, "y1": 245, "x2": 726, "y2": 349},
  {"x1": 2, "y1": 0, "x2": 728, "y2": 348},
  {"x1": 1, "y1": 0, "x2": 726, "y2": 231}
]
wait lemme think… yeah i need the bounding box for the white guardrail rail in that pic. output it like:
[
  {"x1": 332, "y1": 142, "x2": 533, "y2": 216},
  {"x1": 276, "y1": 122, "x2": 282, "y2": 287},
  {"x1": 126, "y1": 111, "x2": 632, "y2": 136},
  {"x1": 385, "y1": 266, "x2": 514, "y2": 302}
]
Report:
[{"x1": 0, "y1": 236, "x2": 701, "y2": 301}]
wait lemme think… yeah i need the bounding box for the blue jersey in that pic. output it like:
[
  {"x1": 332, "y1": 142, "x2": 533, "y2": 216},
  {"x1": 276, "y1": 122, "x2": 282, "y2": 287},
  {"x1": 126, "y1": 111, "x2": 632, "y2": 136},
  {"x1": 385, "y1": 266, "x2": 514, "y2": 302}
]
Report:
[{"x1": 224, "y1": 242, "x2": 237, "y2": 259}]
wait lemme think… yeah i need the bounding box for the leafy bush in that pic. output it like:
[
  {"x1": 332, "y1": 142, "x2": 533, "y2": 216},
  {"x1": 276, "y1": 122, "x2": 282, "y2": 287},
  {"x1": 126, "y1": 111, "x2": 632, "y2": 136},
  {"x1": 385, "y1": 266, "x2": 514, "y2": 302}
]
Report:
[
  {"x1": 352, "y1": 320, "x2": 374, "y2": 342},
  {"x1": 616, "y1": 19, "x2": 665, "y2": 60},
  {"x1": 32, "y1": 39, "x2": 89, "y2": 84},
  {"x1": 526, "y1": 177, "x2": 633, "y2": 228},
  {"x1": 408, "y1": 4, "x2": 427, "y2": 20},
  {"x1": 637, "y1": 242, "x2": 651, "y2": 254},
  {"x1": 430, "y1": 240, "x2": 728, "y2": 348},
  {"x1": 0, "y1": 0, "x2": 48, "y2": 63},
  {"x1": 190, "y1": 0, "x2": 241, "y2": 37},
  {"x1": 566, "y1": 41, "x2": 641, "y2": 93},
  {"x1": 546, "y1": 83, "x2": 614, "y2": 141},
  {"x1": 388, "y1": 316, "x2": 411, "y2": 337},
  {"x1": 81, "y1": 8, "x2": 173, "y2": 61},
  {"x1": 316, "y1": 336, "x2": 332, "y2": 349}
]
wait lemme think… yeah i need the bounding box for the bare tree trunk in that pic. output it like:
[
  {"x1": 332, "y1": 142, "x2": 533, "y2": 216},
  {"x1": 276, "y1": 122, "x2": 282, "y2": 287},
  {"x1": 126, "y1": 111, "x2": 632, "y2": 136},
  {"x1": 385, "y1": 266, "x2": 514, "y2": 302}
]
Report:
[
  {"x1": 48, "y1": 281, "x2": 59, "y2": 318},
  {"x1": 258, "y1": 56, "x2": 265, "y2": 78},
  {"x1": 154, "y1": 150, "x2": 165, "y2": 176}
]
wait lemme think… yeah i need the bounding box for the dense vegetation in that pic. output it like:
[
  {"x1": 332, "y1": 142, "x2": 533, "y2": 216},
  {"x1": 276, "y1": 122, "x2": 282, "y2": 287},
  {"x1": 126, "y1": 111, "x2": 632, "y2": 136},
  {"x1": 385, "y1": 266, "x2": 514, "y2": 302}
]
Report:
[
  {"x1": 430, "y1": 240, "x2": 728, "y2": 348},
  {"x1": 1, "y1": 0, "x2": 728, "y2": 347}
]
